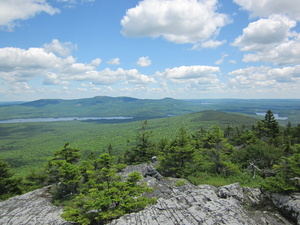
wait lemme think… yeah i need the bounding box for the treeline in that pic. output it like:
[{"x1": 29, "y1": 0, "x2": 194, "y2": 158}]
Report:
[
  {"x1": 1, "y1": 110, "x2": 300, "y2": 223},
  {"x1": 122, "y1": 110, "x2": 300, "y2": 192}
]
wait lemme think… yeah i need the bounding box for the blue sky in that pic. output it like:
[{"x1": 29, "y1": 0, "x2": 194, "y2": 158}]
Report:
[{"x1": 1, "y1": 0, "x2": 300, "y2": 101}]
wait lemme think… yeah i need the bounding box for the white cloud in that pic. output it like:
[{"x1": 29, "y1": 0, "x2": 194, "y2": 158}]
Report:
[
  {"x1": 242, "y1": 33, "x2": 300, "y2": 66},
  {"x1": 0, "y1": 42, "x2": 155, "y2": 88},
  {"x1": 215, "y1": 58, "x2": 224, "y2": 65},
  {"x1": 226, "y1": 66, "x2": 300, "y2": 98},
  {"x1": 233, "y1": 15, "x2": 300, "y2": 66},
  {"x1": 68, "y1": 68, "x2": 156, "y2": 85},
  {"x1": 214, "y1": 53, "x2": 229, "y2": 65},
  {"x1": 193, "y1": 40, "x2": 226, "y2": 50},
  {"x1": 157, "y1": 65, "x2": 220, "y2": 80},
  {"x1": 43, "y1": 72, "x2": 69, "y2": 85},
  {"x1": 0, "y1": 0, "x2": 60, "y2": 30},
  {"x1": 0, "y1": 47, "x2": 64, "y2": 74},
  {"x1": 121, "y1": 0, "x2": 230, "y2": 46},
  {"x1": 136, "y1": 56, "x2": 152, "y2": 67},
  {"x1": 233, "y1": 15, "x2": 296, "y2": 51},
  {"x1": 233, "y1": 0, "x2": 300, "y2": 21},
  {"x1": 43, "y1": 39, "x2": 77, "y2": 57},
  {"x1": 91, "y1": 58, "x2": 102, "y2": 66},
  {"x1": 229, "y1": 66, "x2": 300, "y2": 87},
  {"x1": 107, "y1": 58, "x2": 120, "y2": 65}
]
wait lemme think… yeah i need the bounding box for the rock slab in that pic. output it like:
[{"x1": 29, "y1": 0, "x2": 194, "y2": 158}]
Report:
[{"x1": 0, "y1": 186, "x2": 68, "y2": 225}]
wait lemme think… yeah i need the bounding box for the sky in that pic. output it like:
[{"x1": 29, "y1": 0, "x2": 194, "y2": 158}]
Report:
[{"x1": 1, "y1": 0, "x2": 300, "y2": 101}]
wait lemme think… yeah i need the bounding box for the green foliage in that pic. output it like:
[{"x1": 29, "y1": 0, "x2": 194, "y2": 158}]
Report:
[
  {"x1": 62, "y1": 170, "x2": 156, "y2": 225},
  {"x1": 158, "y1": 128, "x2": 195, "y2": 177},
  {"x1": 52, "y1": 142, "x2": 81, "y2": 164},
  {"x1": 0, "y1": 158, "x2": 22, "y2": 200},
  {"x1": 260, "y1": 145, "x2": 300, "y2": 193},
  {"x1": 260, "y1": 176, "x2": 298, "y2": 193},
  {"x1": 175, "y1": 179, "x2": 186, "y2": 187},
  {"x1": 45, "y1": 143, "x2": 82, "y2": 199},
  {"x1": 232, "y1": 141, "x2": 283, "y2": 169},
  {"x1": 23, "y1": 169, "x2": 48, "y2": 192},
  {"x1": 0, "y1": 110, "x2": 259, "y2": 176},
  {"x1": 2, "y1": 108, "x2": 300, "y2": 203},
  {"x1": 123, "y1": 120, "x2": 157, "y2": 165}
]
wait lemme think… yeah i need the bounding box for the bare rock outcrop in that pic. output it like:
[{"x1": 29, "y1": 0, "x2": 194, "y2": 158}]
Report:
[
  {"x1": 0, "y1": 186, "x2": 69, "y2": 225},
  {"x1": 0, "y1": 163, "x2": 298, "y2": 225},
  {"x1": 109, "y1": 178, "x2": 292, "y2": 225},
  {"x1": 271, "y1": 192, "x2": 300, "y2": 225}
]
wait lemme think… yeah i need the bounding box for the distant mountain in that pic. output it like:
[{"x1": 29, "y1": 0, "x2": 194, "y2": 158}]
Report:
[
  {"x1": 0, "y1": 96, "x2": 205, "y2": 120},
  {"x1": 0, "y1": 101, "x2": 26, "y2": 106},
  {"x1": 1, "y1": 96, "x2": 300, "y2": 124}
]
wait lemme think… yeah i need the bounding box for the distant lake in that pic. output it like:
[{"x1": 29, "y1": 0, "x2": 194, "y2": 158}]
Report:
[
  {"x1": 255, "y1": 113, "x2": 288, "y2": 120},
  {"x1": 0, "y1": 117, "x2": 133, "y2": 124}
]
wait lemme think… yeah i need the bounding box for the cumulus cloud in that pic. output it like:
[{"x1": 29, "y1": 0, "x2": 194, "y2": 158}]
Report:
[
  {"x1": 226, "y1": 66, "x2": 300, "y2": 98},
  {"x1": 242, "y1": 34, "x2": 300, "y2": 65},
  {"x1": 156, "y1": 65, "x2": 220, "y2": 80},
  {"x1": 155, "y1": 65, "x2": 220, "y2": 90},
  {"x1": 228, "y1": 66, "x2": 300, "y2": 91},
  {"x1": 0, "y1": 0, "x2": 59, "y2": 30},
  {"x1": 233, "y1": 15, "x2": 296, "y2": 51},
  {"x1": 43, "y1": 39, "x2": 77, "y2": 57},
  {"x1": 233, "y1": 15, "x2": 300, "y2": 66},
  {"x1": 107, "y1": 58, "x2": 120, "y2": 65},
  {"x1": 66, "y1": 68, "x2": 156, "y2": 85},
  {"x1": 136, "y1": 56, "x2": 151, "y2": 67},
  {"x1": 0, "y1": 47, "x2": 64, "y2": 73},
  {"x1": 0, "y1": 40, "x2": 155, "y2": 87},
  {"x1": 233, "y1": 0, "x2": 300, "y2": 20},
  {"x1": 121, "y1": 0, "x2": 230, "y2": 47}
]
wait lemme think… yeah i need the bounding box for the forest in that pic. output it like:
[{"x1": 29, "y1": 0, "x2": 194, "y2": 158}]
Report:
[{"x1": 1, "y1": 110, "x2": 300, "y2": 224}]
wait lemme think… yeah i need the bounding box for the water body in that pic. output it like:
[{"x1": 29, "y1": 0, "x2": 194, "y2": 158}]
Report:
[
  {"x1": 255, "y1": 113, "x2": 288, "y2": 120},
  {"x1": 0, "y1": 117, "x2": 133, "y2": 124}
]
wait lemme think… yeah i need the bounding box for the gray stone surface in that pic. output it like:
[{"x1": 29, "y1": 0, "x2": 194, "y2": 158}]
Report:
[
  {"x1": 0, "y1": 163, "x2": 298, "y2": 225},
  {"x1": 0, "y1": 186, "x2": 68, "y2": 225},
  {"x1": 271, "y1": 192, "x2": 300, "y2": 225},
  {"x1": 109, "y1": 179, "x2": 292, "y2": 225}
]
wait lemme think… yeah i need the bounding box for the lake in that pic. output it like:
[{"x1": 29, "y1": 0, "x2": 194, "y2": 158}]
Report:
[
  {"x1": 0, "y1": 117, "x2": 133, "y2": 124},
  {"x1": 255, "y1": 113, "x2": 288, "y2": 120}
]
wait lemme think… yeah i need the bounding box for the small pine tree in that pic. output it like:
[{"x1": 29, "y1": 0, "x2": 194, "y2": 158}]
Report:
[
  {"x1": 0, "y1": 158, "x2": 22, "y2": 200},
  {"x1": 123, "y1": 120, "x2": 156, "y2": 164}
]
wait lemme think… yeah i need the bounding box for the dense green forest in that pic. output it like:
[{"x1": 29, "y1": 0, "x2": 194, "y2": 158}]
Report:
[
  {"x1": 1, "y1": 110, "x2": 300, "y2": 224},
  {"x1": 0, "y1": 110, "x2": 259, "y2": 176}
]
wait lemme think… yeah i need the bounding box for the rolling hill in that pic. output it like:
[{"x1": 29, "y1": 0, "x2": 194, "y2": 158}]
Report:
[{"x1": 1, "y1": 96, "x2": 300, "y2": 124}]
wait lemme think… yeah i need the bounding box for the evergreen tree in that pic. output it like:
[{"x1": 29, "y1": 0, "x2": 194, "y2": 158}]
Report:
[
  {"x1": 52, "y1": 142, "x2": 81, "y2": 164},
  {"x1": 123, "y1": 120, "x2": 156, "y2": 164},
  {"x1": 261, "y1": 145, "x2": 300, "y2": 192},
  {"x1": 0, "y1": 158, "x2": 22, "y2": 200},
  {"x1": 46, "y1": 143, "x2": 82, "y2": 199},
  {"x1": 254, "y1": 110, "x2": 280, "y2": 145},
  {"x1": 62, "y1": 169, "x2": 156, "y2": 224},
  {"x1": 158, "y1": 128, "x2": 194, "y2": 177}
]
